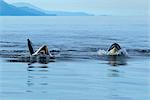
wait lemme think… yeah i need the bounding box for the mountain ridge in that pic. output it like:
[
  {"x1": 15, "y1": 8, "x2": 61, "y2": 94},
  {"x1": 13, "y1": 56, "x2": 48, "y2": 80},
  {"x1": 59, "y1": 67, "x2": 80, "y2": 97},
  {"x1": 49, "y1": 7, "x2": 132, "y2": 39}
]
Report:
[
  {"x1": 0, "y1": 0, "x2": 55, "y2": 16},
  {"x1": 13, "y1": 2, "x2": 94, "y2": 16},
  {"x1": 0, "y1": 1, "x2": 94, "y2": 16}
]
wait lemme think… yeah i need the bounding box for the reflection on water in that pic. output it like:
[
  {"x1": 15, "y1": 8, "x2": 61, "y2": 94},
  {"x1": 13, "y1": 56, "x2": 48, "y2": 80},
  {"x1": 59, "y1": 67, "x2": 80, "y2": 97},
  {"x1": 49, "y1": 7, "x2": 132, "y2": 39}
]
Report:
[
  {"x1": 28, "y1": 56, "x2": 55, "y2": 65},
  {"x1": 107, "y1": 68, "x2": 121, "y2": 99},
  {"x1": 106, "y1": 55, "x2": 125, "y2": 92},
  {"x1": 99, "y1": 55, "x2": 127, "y2": 66},
  {"x1": 27, "y1": 65, "x2": 49, "y2": 93},
  {"x1": 108, "y1": 69, "x2": 120, "y2": 77},
  {"x1": 107, "y1": 56, "x2": 127, "y2": 66}
]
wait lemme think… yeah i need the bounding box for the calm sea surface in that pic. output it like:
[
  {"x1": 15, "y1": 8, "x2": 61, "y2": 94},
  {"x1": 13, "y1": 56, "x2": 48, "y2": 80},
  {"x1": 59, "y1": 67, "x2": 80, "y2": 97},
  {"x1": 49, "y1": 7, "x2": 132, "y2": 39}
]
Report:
[{"x1": 0, "y1": 16, "x2": 150, "y2": 100}]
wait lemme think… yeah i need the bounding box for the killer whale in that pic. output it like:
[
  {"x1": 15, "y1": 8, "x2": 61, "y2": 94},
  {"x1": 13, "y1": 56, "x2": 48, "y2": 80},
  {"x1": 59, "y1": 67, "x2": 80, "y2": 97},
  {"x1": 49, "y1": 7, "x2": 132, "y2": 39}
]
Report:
[
  {"x1": 107, "y1": 43, "x2": 125, "y2": 56},
  {"x1": 98, "y1": 43, "x2": 128, "y2": 56},
  {"x1": 27, "y1": 39, "x2": 54, "y2": 64}
]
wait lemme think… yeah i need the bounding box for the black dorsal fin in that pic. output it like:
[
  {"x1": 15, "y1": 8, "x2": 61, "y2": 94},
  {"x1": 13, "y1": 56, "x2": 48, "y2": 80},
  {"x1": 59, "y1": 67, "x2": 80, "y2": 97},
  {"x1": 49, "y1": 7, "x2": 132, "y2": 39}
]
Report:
[{"x1": 27, "y1": 39, "x2": 34, "y2": 55}]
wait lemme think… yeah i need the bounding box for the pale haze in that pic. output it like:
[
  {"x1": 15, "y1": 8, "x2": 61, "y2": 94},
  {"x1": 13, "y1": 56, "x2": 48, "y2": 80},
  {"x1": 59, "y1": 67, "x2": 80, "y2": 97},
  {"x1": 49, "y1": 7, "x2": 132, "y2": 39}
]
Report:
[{"x1": 4, "y1": 0, "x2": 149, "y2": 16}]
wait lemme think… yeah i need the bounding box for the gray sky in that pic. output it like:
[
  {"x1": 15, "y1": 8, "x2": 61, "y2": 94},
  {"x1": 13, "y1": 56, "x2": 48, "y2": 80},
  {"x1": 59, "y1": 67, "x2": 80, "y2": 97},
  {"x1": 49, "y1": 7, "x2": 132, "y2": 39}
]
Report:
[{"x1": 4, "y1": 0, "x2": 149, "y2": 16}]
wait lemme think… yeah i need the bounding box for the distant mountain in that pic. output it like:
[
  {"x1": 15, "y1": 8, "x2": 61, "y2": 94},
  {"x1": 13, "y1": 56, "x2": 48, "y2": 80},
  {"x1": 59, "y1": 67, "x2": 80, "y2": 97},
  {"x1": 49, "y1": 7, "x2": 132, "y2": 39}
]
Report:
[
  {"x1": 13, "y1": 2, "x2": 94, "y2": 16},
  {"x1": 45, "y1": 11, "x2": 94, "y2": 16},
  {"x1": 0, "y1": 0, "x2": 93, "y2": 16},
  {"x1": 0, "y1": 0, "x2": 55, "y2": 16},
  {"x1": 13, "y1": 2, "x2": 44, "y2": 12}
]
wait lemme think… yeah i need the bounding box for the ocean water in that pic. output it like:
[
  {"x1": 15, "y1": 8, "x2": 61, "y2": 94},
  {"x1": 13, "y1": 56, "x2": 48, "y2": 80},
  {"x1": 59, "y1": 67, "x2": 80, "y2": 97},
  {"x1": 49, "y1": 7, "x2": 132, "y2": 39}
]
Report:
[{"x1": 0, "y1": 16, "x2": 150, "y2": 100}]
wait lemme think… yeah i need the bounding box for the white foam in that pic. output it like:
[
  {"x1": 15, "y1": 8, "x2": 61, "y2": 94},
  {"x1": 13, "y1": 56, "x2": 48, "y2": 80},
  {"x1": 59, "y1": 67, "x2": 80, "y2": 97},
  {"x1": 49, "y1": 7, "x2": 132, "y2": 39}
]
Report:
[{"x1": 97, "y1": 49, "x2": 128, "y2": 56}]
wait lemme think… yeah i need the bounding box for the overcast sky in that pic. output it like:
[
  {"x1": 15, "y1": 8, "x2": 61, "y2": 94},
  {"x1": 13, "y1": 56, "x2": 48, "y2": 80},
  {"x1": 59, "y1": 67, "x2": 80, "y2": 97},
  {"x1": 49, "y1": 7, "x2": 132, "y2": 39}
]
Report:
[{"x1": 4, "y1": 0, "x2": 149, "y2": 16}]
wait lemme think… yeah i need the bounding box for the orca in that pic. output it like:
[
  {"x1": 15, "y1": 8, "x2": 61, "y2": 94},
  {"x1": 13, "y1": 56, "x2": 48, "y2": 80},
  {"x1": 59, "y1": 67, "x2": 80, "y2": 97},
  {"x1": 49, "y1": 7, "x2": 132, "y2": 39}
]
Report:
[
  {"x1": 98, "y1": 43, "x2": 128, "y2": 57},
  {"x1": 107, "y1": 43, "x2": 123, "y2": 55},
  {"x1": 97, "y1": 43, "x2": 128, "y2": 66},
  {"x1": 27, "y1": 39, "x2": 54, "y2": 64}
]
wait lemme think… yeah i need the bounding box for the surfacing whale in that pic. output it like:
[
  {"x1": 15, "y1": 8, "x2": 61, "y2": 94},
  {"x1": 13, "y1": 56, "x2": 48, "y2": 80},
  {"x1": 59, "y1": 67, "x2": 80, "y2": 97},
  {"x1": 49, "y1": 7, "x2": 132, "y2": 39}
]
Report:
[
  {"x1": 97, "y1": 43, "x2": 128, "y2": 66},
  {"x1": 27, "y1": 39, "x2": 55, "y2": 64},
  {"x1": 98, "y1": 43, "x2": 128, "y2": 56}
]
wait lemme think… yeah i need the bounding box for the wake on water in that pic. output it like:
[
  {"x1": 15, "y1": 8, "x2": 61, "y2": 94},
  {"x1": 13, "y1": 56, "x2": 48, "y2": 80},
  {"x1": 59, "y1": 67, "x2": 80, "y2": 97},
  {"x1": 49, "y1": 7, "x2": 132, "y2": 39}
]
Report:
[
  {"x1": 0, "y1": 47, "x2": 149, "y2": 64},
  {"x1": 0, "y1": 41, "x2": 150, "y2": 65}
]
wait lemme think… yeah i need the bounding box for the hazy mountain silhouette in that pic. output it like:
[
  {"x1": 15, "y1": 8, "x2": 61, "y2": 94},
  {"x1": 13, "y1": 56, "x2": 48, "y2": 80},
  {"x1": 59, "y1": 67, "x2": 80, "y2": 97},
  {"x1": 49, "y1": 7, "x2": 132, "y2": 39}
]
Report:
[
  {"x1": 0, "y1": 0, "x2": 55, "y2": 16},
  {"x1": 13, "y1": 2, "x2": 43, "y2": 12},
  {"x1": 13, "y1": 2, "x2": 94, "y2": 16}
]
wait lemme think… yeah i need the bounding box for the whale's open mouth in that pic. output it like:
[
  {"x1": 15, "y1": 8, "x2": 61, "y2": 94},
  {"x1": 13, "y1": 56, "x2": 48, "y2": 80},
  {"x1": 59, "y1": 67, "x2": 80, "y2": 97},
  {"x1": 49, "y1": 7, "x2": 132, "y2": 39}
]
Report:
[{"x1": 107, "y1": 47, "x2": 119, "y2": 55}]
